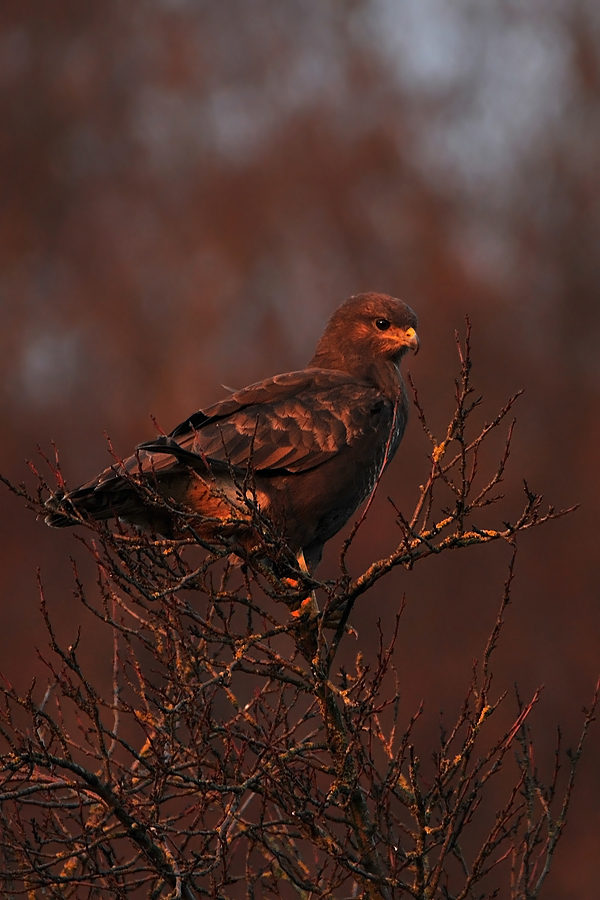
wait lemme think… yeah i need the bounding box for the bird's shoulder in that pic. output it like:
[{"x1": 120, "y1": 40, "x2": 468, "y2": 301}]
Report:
[{"x1": 171, "y1": 368, "x2": 386, "y2": 437}]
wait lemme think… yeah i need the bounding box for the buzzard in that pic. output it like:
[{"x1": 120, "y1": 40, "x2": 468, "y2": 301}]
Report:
[{"x1": 45, "y1": 293, "x2": 419, "y2": 574}]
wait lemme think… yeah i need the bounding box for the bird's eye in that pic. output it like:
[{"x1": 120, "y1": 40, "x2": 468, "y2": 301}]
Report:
[{"x1": 375, "y1": 318, "x2": 391, "y2": 331}]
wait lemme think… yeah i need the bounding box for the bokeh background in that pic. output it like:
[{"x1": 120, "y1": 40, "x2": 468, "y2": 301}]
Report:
[{"x1": 1, "y1": 1, "x2": 599, "y2": 895}]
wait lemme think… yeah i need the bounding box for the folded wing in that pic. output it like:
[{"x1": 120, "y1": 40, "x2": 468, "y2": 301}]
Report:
[
  {"x1": 141, "y1": 369, "x2": 391, "y2": 475},
  {"x1": 46, "y1": 369, "x2": 395, "y2": 529}
]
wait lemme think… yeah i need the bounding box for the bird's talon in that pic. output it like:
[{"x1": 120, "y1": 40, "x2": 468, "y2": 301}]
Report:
[
  {"x1": 290, "y1": 594, "x2": 320, "y2": 619},
  {"x1": 282, "y1": 577, "x2": 300, "y2": 589}
]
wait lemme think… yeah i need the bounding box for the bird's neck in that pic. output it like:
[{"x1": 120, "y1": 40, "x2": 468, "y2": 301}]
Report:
[
  {"x1": 309, "y1": 347, "x2": 404, "y2": 400},
  {"x1": 366, "y1": 358, "x2": 405, "y2": 401}
]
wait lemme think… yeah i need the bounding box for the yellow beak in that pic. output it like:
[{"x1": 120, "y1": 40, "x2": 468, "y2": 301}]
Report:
[{"x1": 405, "y1": 327, "x2": 419, "y2": 354}]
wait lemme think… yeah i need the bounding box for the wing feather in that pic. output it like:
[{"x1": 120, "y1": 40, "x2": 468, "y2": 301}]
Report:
[{"x1": 140, "y1": 369, "x2": 394, "y2": 476}]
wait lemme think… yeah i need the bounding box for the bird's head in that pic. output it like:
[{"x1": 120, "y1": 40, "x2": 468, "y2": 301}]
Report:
[{"x1": 309, "y1": 293, "x2": 419, "y2": 383}]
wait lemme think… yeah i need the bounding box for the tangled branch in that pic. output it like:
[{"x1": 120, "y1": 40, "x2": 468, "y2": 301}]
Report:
[{"x1": 0, "y1": 326, "x2": 593, "y2": 899}]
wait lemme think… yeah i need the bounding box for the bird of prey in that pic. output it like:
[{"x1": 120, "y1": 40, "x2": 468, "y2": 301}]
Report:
[{"x1": 45, "y1": 293, "x2": 419, "y2": 575}]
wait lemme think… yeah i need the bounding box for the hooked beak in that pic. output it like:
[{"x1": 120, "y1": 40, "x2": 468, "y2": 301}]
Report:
[{"x1": 404, "y1": 327, "x2": 419, "y2": 355}]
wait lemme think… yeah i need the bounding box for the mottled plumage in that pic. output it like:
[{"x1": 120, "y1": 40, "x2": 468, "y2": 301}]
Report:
[{"x1": 45, "y1": 293, "x2": 419, "y2": 573}]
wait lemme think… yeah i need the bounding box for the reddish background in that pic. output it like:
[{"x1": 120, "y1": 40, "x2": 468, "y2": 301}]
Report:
[{"x1": 1, "y1": 3, "x2": 599, "y2": 895}]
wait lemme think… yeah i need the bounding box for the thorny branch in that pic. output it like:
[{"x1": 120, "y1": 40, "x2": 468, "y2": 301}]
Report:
[{"x1": 0, "y1": 325, "x2": 594, "y2": 899}]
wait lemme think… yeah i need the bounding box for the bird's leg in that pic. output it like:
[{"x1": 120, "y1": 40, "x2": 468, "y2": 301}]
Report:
[
  {"x1": 287, "y1": 549, "x2": 319, "y2": 619},
  {"x1": 286, "y1": 553, "x2": 357, "y2": 633}
]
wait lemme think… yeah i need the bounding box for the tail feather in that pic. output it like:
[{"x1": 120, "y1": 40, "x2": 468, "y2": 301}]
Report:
[
  {"x1": 44, "y1": 489, "x2": 75, "y2": 527},
  {"x1": 44, "y1": 482, "x2": 144, "y2": 528},
  {"x1": 44, "y1": 508, "x2": 76, "y2": 528},
  {"x1": 44, "y1": 437, "x2": 223, "y2": 530}
]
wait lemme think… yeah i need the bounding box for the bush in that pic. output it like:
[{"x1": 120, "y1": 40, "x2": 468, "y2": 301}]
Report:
[{"x1": 1, "y1": 327, "x2": 595, "y2": 899}]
